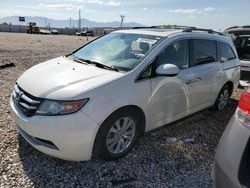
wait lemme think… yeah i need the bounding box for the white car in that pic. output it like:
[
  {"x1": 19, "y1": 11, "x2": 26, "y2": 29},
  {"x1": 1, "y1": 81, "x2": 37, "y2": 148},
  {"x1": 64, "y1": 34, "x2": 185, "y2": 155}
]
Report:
[
  {"x1": 10, "y1": 27, "x2": 240, "y2": 161},
  {"x1": 234, "y1": 35, "x2": 250, "y2": 80}
]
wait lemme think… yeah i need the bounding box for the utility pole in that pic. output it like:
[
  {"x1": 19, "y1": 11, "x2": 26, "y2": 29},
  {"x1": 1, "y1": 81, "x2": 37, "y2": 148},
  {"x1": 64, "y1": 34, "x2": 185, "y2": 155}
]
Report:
[
  {"x1": 44, "y1": 17, "x2": 47, "y2": 28},
  {"x1": 69, "y1": 17, "x2": 72, "y2": 29},
  {"x1": 78, "y1": 9, "x2": 81, "y2": 32},
  {"x1": 120, "y1": 15, "x2": 125, "y2": 28}
]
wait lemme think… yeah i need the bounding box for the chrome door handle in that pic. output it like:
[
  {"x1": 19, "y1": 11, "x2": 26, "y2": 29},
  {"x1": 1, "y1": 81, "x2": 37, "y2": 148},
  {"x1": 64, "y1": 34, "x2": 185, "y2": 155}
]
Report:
[
  {"x1": 185, "y1": 77, "x2": 201, "y2": 84},
  {"x1": 185, "y1": 79, "x2": 195, "y2": 84},
  {"x1": 195, "y1": 77, "x2": 202, "y2": 82}
]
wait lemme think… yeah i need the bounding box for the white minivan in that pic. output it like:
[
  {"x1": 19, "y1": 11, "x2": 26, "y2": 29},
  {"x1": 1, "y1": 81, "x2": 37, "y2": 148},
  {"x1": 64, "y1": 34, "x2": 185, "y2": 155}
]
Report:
[{"x1": 10, "y1": 28, "x2": 240, "y2": 161}]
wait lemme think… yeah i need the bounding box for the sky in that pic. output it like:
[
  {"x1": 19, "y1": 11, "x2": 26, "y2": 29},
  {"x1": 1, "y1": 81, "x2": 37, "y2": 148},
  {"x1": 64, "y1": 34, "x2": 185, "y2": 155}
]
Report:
[{"x1": 0, "y1": 0, "x2": 250, "y2": 30}]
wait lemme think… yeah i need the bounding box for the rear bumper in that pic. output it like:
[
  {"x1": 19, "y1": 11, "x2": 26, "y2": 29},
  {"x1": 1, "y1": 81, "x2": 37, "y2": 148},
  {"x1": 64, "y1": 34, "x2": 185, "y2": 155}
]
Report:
[
  {"x1": 10, "y1": 97, "x2": 99, "y2": 161},
  {"x1": 241, "y1": 67, "x2": 250, "y2": 72},
  {"x1": 213, "y1": 110, "x2": 250, "y2": 188},
  {"x1": 240, "y1": 60, "x2": 250, "y2": 72},
  {"x1": 213, "y1": 160, "x2": 239, "y2": 188}
]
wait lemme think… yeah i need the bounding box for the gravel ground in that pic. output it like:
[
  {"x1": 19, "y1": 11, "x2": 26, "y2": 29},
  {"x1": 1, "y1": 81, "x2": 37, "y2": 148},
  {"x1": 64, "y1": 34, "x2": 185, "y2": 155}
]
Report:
[{"x1": 0, "y1": 32, "x2": 245, "y2": 187}]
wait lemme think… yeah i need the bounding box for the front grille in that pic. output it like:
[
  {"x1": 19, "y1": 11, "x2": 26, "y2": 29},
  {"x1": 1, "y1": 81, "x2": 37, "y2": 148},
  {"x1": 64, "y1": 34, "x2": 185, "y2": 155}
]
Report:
[{"x1": 12, "y1": 84, "x2": 42, "y2": 116}]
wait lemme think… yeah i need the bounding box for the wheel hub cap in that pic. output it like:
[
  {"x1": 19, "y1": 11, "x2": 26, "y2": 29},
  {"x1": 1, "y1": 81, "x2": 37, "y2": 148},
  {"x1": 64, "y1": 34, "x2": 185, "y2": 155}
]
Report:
[
  {"x1": 106, "y1": 117, "x2": 136, "y2": 154},
  {"x1": 218, "y1": 89, "x2": 229, "y2": 110}
]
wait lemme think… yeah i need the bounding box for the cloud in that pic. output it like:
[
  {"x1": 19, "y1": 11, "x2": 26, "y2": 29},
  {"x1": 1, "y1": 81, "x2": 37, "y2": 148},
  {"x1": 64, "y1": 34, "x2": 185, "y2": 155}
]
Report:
[
  {"x1": 169, "y1": 7, "x2": 216, "y2": 17},
  {"x1": 39, "y1": 3, "x2": 85, "y2": 11},
  {"x1": 142, "y1": 8, "x2": 148, "y2": 10},
  {"x1": 86, "y1": 0, "x2": 121, "y2": 6},
  {"x1": 203, "y1": 7, "x2": 215, "y2": 12},
  {"x1": 169, "y1": 8, "x2": 199, "y2": 14},
  {"x1": 0, "y1": 10, "x2": 9, "y2": 13},
  {"x1": 215, "y1": 14, "x2": 226, "y2": 17}
]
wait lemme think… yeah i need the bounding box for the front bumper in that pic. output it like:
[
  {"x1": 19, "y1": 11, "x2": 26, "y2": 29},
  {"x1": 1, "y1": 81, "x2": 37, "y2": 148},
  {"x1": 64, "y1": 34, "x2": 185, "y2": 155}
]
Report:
[
  {"x1": 10, "y1": 97, "x2": 99, "y2": 161},
  {"x1": 213, "y1": 111, "x2": 250, "y2": 188}
]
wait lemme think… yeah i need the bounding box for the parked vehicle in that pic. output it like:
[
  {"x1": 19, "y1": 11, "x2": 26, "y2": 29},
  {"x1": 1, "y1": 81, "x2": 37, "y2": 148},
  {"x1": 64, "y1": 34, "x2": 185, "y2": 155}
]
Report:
[
  {"x1": 39, "y1": 29, "x2": 51, "y2": 35},
  {"x1": 213, "y1": 88, "x2": 250, "y2": 188},
  {"x1": 26, "y1": 22, "x2": 39, "y2": 34},
  {"x1": 10, "y1": 27, "x2": 240, "y2": 161},
  {"x1": 225, "y1": 26, "x2": 250, "y2": 80},
  {"x1": 81, "y1": 31, "x2": 94, "y2": 36},
  {"x1": 225, "y1": 25, "x2": 250, "y2": 36},
  {"x1": 75, "y1": 32, "x2": 81, "y2": 36},
  {"x1": 51, "y1": 29, "x2": 59, "y2": 35},
  {"x1": 76, "y1": 31, "x2": 94, "y2": 37},
  {"x1": 234, "y1": 35, "x2": 250, "y2": 80}
]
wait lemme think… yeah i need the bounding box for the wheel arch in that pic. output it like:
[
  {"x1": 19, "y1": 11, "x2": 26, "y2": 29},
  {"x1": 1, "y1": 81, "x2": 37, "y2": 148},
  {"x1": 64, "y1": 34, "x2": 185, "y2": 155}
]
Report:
[
  {"x1": 92, "y1": 105, "x2": 146, "y2": 158},
  {"x1": 223, "y1": 81, "x2": 234, "y2": 97}
]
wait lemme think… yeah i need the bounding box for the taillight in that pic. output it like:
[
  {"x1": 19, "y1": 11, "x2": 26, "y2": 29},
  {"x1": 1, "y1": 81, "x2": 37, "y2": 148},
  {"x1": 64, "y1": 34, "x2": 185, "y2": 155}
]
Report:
[{"x1": 238, "y1": 88, "x2": 250, "y2": 116}]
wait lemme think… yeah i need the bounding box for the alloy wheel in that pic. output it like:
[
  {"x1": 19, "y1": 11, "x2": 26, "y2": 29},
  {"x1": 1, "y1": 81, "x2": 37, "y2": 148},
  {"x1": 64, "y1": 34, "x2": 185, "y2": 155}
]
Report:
[
  {"x1": 106, "y1": 117, "x2": 136, "y2": 154},
  {"x1": 218, "y1": 89, "x2": 229, "y2": 110}
]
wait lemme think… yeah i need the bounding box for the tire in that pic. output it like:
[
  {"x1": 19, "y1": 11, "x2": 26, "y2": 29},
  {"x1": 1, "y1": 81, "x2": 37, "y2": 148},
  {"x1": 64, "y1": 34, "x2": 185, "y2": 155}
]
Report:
[
  {"x1": 93, "y1": 108, "x2": 140, "y2": 160},
  {"x1": 213, "y1": 84, "x2": 230, "y2": 111}
]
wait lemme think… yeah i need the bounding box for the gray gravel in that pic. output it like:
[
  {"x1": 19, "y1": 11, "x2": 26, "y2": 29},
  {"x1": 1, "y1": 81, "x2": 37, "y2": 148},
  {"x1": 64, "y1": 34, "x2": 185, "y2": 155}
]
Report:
[{"x1": 0, "y1": 32, "x2": 245, "y2": 187}]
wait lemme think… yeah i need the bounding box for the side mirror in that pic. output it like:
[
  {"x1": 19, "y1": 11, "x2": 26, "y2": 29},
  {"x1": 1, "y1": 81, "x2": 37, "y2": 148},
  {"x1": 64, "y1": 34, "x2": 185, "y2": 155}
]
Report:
[{"x1": 156, "y1": 64, "x2": 180, "y2": 76}]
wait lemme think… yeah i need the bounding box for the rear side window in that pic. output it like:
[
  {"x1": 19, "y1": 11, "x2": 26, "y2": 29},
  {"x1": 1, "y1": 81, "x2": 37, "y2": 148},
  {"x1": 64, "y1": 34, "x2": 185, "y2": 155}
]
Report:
[
  {"x1": 192, "y1": 39, "x2": 217, "y2": 65},
  {"x1": 219, "y1": 42, "x2": 236, "y2": 62}
]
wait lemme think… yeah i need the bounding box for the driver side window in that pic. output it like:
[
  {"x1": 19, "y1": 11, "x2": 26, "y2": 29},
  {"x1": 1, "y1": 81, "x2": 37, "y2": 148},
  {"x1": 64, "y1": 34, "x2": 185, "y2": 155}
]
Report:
[{"x1": 156, "y1": 40, "x2": 189, "y2": 69}]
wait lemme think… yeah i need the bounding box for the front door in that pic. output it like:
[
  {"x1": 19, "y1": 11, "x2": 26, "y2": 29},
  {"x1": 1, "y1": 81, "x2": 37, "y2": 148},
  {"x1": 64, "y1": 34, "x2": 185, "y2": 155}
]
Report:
[{"x1": 149, "y1": 39, "x2": 199, "y2": 128}]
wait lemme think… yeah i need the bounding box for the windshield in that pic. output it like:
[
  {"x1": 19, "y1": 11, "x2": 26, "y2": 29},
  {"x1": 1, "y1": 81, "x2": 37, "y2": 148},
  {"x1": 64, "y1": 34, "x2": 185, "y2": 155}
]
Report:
[
  {"x1": 73, "y1": 33, "x2": 163, "y2": 71},
  {"x1": 234, "y1": 36, "x2": 250, "y2": 60}
]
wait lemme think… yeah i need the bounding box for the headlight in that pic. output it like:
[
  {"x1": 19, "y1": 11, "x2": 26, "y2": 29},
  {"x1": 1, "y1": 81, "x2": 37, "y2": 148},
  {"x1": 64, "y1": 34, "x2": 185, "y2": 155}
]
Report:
[{"x1": 36, "y1": 98, "x2": 89, "y2": 115}]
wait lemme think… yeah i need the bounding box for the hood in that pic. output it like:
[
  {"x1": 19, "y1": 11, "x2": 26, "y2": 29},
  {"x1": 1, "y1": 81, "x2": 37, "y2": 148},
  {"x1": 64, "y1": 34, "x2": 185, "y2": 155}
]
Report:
[{"x1": 17, "y1": 56, "x2": 124, "y2": 100}]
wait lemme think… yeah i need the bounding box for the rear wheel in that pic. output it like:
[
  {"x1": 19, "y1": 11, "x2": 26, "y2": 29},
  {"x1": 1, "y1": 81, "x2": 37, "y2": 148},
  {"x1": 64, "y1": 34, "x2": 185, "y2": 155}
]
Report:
[
  {"x1": 94, "y1": 109, "x2": 139, "y2": 160},
  {"x1": 214, "y1": 85, "x2": 230, "y2": 111}
]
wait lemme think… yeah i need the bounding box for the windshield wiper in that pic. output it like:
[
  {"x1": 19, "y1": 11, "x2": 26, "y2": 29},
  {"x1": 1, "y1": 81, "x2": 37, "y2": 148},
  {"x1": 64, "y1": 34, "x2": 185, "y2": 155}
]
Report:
[
  {"x1": 73, "y1": 58, "x2": 88, "y2": 65},
  {"x1": 77, "y1": 58, "x2": 120, "y2": 72}
]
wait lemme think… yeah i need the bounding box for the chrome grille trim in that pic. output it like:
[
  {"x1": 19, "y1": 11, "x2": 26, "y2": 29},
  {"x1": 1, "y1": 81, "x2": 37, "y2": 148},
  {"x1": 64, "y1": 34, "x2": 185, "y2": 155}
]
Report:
[
  {"x1": 20, "y1": 94, "x2": 40, "y2": 104},
  {"x1": 19, "y1": 102, "x2": 37, "y2": 110},
  {"x1": 12, "y1": 84, "x2": 42, "y2": 116}
]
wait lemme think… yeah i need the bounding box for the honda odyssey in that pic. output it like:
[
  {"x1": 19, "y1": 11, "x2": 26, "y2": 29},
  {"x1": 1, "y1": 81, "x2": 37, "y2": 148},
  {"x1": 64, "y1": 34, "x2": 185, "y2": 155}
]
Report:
[{"x1": 10, "y1": 27, "x2": 240, "y2": 161}]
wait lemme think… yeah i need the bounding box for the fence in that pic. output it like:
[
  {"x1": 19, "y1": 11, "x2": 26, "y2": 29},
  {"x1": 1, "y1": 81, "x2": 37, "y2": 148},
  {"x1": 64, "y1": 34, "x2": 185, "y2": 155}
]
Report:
[{"x1": 0, "y1": 24, "x2": 121, "y2": 36}]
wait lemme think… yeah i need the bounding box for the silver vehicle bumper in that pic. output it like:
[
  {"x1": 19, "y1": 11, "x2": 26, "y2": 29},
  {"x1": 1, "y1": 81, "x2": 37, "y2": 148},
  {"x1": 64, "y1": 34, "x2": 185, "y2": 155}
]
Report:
[{"x1": 213, "y1": 110, "x2": 250, "y2": 188}]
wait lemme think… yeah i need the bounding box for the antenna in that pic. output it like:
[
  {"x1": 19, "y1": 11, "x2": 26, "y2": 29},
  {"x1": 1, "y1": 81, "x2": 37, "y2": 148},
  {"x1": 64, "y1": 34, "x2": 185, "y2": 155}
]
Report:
[{"x1": 120, "y1": 15, "x2": 125, "y2": 28}]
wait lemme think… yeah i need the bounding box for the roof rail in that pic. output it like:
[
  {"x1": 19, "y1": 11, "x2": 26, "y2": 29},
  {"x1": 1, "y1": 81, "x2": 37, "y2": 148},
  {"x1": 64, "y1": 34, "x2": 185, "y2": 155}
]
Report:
[
  {"x1": 225, "y1": 26, "x2": 239, "y2": 30},
  {"x1": 183, "y1": 27, "x2": 224, "y2": 36},
  {"x1": 132, "y1": 26, "x2": 155, "y2": 29},
  {"x1": 132, "y1": 25, "x2": 195, "y2": 30},
  {"x1": 132, "y1": 26, "x2": 168, "y2": 29}
]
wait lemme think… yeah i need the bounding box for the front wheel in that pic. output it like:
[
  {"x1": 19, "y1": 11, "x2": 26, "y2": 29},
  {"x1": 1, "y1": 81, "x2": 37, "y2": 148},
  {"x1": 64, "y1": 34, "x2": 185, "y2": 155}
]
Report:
[
  {"x1": 93, "y1": 109, "x2": 139, "y2": 160},
  {"x1": 214, "y1": 85, "x2": 230, "y2": 111}
]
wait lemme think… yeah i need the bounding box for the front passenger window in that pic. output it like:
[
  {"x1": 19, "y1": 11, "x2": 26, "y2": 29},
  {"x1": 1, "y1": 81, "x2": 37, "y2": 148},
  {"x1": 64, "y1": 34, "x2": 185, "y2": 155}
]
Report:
[{"x1": 156, "y1": 40, "x2": 189, "y2": 69}]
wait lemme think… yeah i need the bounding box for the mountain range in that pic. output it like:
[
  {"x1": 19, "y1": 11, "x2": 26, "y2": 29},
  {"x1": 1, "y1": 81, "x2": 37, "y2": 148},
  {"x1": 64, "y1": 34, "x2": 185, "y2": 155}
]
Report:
[{"x1": 0, "y1": 16, "x2": 145, "y2": 28}]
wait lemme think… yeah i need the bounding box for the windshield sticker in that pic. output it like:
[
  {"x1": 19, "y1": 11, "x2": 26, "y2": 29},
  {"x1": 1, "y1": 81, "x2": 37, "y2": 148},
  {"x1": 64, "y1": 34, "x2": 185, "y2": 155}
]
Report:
[{"x1": 136, "y1": 38, "x2": 158, "y2": 44}]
